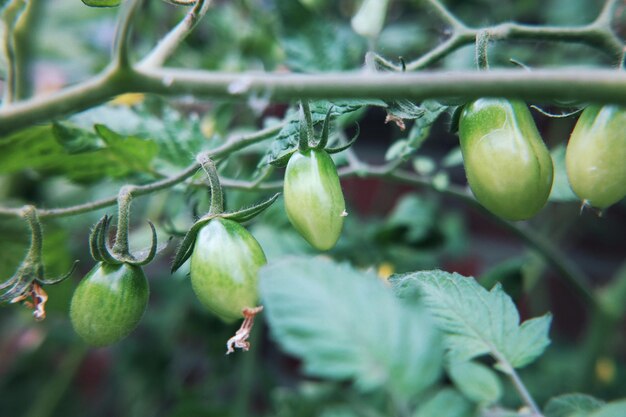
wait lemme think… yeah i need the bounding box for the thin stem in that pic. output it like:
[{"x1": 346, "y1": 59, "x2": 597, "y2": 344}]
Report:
[
  {"x1": 12, "y1": 0, "x2": 41, "y2": 100},
  {"x1": 112, "y1": 186, "x2": 135, "y2": 256},
  {"x1": 300, "y1": 101, "x2": 314, "y2": 149},
  {"x1": 506, "y1": 366, "x2": 543, "y2": 416},
  {"x1": 112, "y1": 0, "x2": 144, "y2": 69},
  {"x1": 21, "y1": 206, "x2": 43, "y2": 261},
  {"x1": 422, "y1": 0, "x2": 467, "y2": 31},
  {"x1": 1, "y1": 0, "x2": 27, "y2": 105},
  {"x1": 476, "y1": 30, "x2": 491, "y2": 70},
  {"x1": 138, "y1": 0, "x2": 211, "y2": 69},
  {"x1": 595, "y1": 0, "x2": 621, "y2": 27},
  {"x1": 197, "y1": 154, "x2": 224, "y2": 215}
]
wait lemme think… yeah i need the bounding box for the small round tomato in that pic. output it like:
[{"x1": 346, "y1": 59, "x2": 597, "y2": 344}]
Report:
[
  {"x1": 459, "y1": 98, "x2": 554, "y2": 221},
  {"x1": 284, "y1": 149, "x2": 346, "y2": 250},
  {"x1": 566, "y1": 105, "x2": 626, "y2": 209},
  {"x1": 70, "y1": 262, "x2": 149, "y2": 346},
  {"x1": 189, "y1": 218, "x2": 266, "y2": 323}
]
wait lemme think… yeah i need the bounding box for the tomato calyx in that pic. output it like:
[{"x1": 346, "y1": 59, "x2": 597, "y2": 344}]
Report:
[
  {"x1": 171, "y1": 154, "x2": 279, "y2": 273},
  {"x1": 226, "y1": 306, "x2": 264, "y2": 354},
  {"x1": 89, "y1": 214, "x2": 162, "y2": 266},
  {"x1": 268, "y1": 102, "x2": 359, "y2": 168},
  {"x1": 1, "y1": 206, "x2": 78, "y2": 321}
]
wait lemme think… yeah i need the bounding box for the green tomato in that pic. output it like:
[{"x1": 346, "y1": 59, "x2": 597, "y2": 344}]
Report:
[
  {"x1": 284, "y1": 148, "x2": 346, "y2": 250},
  {"x1": 459, "y1": 98, "x2": 554, "y2": 221},
  {"x1": 190, "y1": 218, "x2": 266, "y2": 323},
  {"x1": 566, "y1": 105, "x2": 626, "y2": 209},
  {"x1": 70, "y1": 263, "x2": 149, "y2": 346}
]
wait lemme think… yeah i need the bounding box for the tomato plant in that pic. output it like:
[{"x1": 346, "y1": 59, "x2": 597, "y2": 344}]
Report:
[
  {"x1": 459, "y1": 98, "x2": 554, "y2": 221},
  {"x1": 1, "y1": 0, "x2": 625, "y2": 417}
]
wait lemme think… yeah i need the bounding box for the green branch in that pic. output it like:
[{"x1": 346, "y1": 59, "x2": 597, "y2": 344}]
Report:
[
  {"x1": 4, "y1": 68, "x2": 626, "y2": 136},
  {"x1": 138, "y1": 0, "x2": 212, "y2": 68},
  {"x1": 405, "y1": 0, "x2": 623, "y2": 71}
]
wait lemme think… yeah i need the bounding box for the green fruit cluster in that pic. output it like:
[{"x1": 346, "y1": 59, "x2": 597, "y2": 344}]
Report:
[{"x1": 459, "y1": 99, "x2": 625, "y2": 221}]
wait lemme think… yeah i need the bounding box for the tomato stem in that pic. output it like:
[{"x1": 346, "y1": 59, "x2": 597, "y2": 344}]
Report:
[
  {"x1": 21, "y1": 205, "x2": 43, "y2": 262},
  {"x1": 112, "y1": 186, "x2": 135, "y2": 257},
  {"x1": 197, "y1": 153, "x2": 224, "y2": 215},
  {"x1": 475, "y1": 29, "x2": 491, "y2": 71}
]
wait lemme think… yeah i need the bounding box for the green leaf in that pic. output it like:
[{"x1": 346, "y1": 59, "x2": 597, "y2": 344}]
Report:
[
  {"x1": 590, "y1": 400, "x2": 626, "y2": 417},
  {"x1": 406, "y1": 100, "x2": 448, "y2": 149},
  {"x1": 81, "y1": 0, "x2": 120, "y2": 7},
  {"x1": 545, "y1": 393, "x2": 605, "y2": 417},
  {"x1": 385, "y1": 100, "x2": 426, "y2": 121},
  {"x1": 447, "y1": 360, "x2": 502, "y2": 405},
  {"x1": 378, "y1": 194, "x2": 436, "y2": 243},
  {"x1": 259, "y1": 257, "x2": 443, "y2": 399},
  {"x1": 413, "y1": 388, "x2": 474, "y2": 417},
  {"x1": 281, "y1": 19, "x2": 365, "y2": 72},
  {"x1": 390, "y1": 270, "x2": 552, "y2": 369},
  {"x1": 263, "y1": 100, "x2": 380, "y2": 166},
  {"x1": 0, "y1": 124, "x2": 158, "y2": 182},
  {"x1": 549, "y1": 144, "x2": 578, "y2": 202},
  {"x1": 94, "y1": 124, "x2": 159, "y2": 174},
  {"x1": 52, "y1": 122, "x2": 102, "y2": 154},
  {"x1": 442, "y1": 147, "x2": 464, "y2": 168}
]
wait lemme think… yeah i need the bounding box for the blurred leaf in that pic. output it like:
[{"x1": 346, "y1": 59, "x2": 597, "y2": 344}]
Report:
[
  {"x1": 259, "y1": 257, "x2": 443, "y2": 399},
  {"x1": 412, "y1": 156, "x2": 436, "y2": 175},
  {"x1": 545, "y1": 393, "x2": 605, "y2": 417},
  {"x1": 263, "y1": 100, "x2": 382, "y2": 166},
  {"x1": 81, "y1": 0, "x2": 120, "y2": 7},
  {"x1": 442, "y1": 147, "x2": 464, "y2": 168},
  {"x1": 385, "y1": 100, "x2": 447, "y2": 160},
  {"x1": 52, "y1": 122, "x2": 102, "y2": 154},
  {"x1": 0, "y1": 124, "x2": 157, "y2": 182},
  {"x1": 590, "y1": 400, "x2": 626, "y2": 417},
  {"x1": 447, "y1": 360, "x2": 502, "y2": 406},
  {"x1": 413, "y1": 388, "x2": 474, "y2": 417},
  {"x1": 390, "y1": 270, "x2": 552, "y2": 369},
  {"x1": 385, "y1": 100, "x2": 425, "y2": 121},
  {"x1": 281, "y1": 19, "x2": 365, "y2": 72},
  {"x1": 94, "y1": 124, "x2": 159, "y2": 174},
  {"x1": 549, "y1": 144, "x2": 578, "y2": 202},
  {"x1": 378, "y1": 194, "x2": 436, "y2": 243}
]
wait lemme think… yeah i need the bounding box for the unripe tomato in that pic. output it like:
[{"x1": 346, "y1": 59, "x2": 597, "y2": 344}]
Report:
[
  {"x1": 566, "y1": 105, "x2": 626, "y2": 209},
  {"x1": 459, "y1": 98, "x2": 554, "y2": 221},
  {"x1": 284, "y1": 149, "x2": 346, "y2": 250},
  {"x1": 190, "y1": 218, "x2": 266, "y2": 323},
  {"x1": 70, "y1": 263, "x2": 149, "y2": 346}
]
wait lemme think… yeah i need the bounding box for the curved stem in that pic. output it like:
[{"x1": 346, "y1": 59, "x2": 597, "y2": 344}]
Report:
[
  {"x1": 138, "y1": 0, "x2": 211, "y2": 69},
  {"x1": 476, "y1": 30, "x2": 491, "y2": 71},
  {"x1": 300, "y1": 101, "x2": 314, "y2": 150},
  {"x1": 21, "y1": 205, "x2": 43, "y2": 261},
  {"x1": 112, "y1": 186, "x2": 135, "y2": 256},
  {"x1": 196, "y1": 154, "x2": 224, "y2": 215},
  {"x1": 112, "y1": 0, "x2": 144, "y2": 69}
]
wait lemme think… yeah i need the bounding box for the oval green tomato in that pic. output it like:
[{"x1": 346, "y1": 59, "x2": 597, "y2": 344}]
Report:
[
  {"x1": 70, "y1": 263, "x2": 149, "y2": 346},
  {"x1": 566, "y1": 105, "x2": 626, "y2": 209},
  {"x1": 284, "y1": 149, "x2": 346, "y2": 250},
  {"x1": 459, "y1": 98, "x2": 554, "y2": 221},
  {"x1": 190, "y1": 218, "x2": 266, "y2": 323}
]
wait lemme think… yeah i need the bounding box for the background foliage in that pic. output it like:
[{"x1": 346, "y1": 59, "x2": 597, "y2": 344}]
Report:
[{"x1": 0, "y1": 0, "x2": 625, "y2": 416}]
